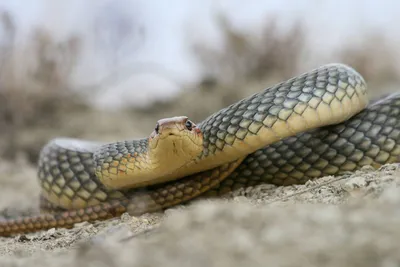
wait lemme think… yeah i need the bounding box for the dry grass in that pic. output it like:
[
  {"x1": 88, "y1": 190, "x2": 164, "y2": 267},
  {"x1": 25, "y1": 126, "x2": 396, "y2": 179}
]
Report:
[
  {"x1": 336, "y1": 33, "x2": 400, "y2": 88},
  {"x1": 193, "y1": 15, "x2": 306, "y2": 87},
  {"x1": 0, "y1": 10, "x2": 87, "y2": 163}
]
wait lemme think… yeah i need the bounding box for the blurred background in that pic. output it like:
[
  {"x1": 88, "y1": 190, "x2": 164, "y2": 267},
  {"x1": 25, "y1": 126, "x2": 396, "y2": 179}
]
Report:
[{"x1": 1, "y1": 0, "x2": 400, "y2": 166}]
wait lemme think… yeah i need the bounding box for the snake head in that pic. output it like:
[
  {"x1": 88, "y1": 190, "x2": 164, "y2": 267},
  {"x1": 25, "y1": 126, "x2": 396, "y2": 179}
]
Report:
[{"x1": 149, "y1": 116, "x2": 203, "y2": 159}]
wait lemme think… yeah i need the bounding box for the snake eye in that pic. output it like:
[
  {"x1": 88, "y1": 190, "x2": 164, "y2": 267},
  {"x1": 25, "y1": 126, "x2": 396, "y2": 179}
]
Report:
[
  {"x1": 185, "y1": 120, "x2": 193, "y2": 131},
  {"x1": 155, "y1": 123, "x2": 160, "y2": 134}
]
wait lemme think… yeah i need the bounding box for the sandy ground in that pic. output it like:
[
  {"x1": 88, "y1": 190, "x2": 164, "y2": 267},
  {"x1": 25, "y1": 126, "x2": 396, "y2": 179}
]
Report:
[{"x1": 1, "y1": 156, "x2": 400, "y2": 266}]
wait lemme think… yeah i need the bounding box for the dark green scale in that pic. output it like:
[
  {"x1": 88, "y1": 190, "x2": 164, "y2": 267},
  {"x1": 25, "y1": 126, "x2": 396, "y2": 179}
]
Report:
[
  {"x1": 213, "y1": 92, "x2": 400, "y2": 194},
  {"x1": 92, "y1": 138, "x2": 149, "y2": 180},
  {"x1": 93, "y1": 139, "x2": 148, "y2": 165},
  {"x1": 37, "y1": 140, "x2": 130, "y2": 207},
  {"x1": 198, "y1": 63, "x2": 366, "y2": 158}
]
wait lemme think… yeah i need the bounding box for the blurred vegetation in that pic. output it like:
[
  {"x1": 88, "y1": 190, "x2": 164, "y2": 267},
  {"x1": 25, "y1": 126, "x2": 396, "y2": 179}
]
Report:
[
  {"x1": 194, "y1": 16, "x2": 305, "y2": 85},
  {"x1": 0, "y1": 10, "x2": 399, "y2": 165},
  {"x1": 0, "y1": 10, "x2": 87, "y2": 162},
  {"x1": 335, "y1": 33, "x2": 400, "y2": 88}
]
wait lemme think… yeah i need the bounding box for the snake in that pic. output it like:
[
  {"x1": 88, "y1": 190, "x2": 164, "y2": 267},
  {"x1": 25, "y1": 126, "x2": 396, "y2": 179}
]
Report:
[{"x1": 1, "y1": 63, "x2": 400, "y2": 237}]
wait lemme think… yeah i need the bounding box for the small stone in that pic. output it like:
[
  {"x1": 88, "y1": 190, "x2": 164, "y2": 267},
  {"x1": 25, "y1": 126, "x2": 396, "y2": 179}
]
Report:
[
  {"x1": 233, "y1": 196, "x2": 250, "y2": 203},
  {"x1": 342, "y1": 176, "x2": 367, "y2": 192},
  {"x1": 47, "y1": 228, "x2": 56, "y2": 235},
  {"x1": 74, "y1": 221, "x2": 90, "y2": 228},
  {"x1": 360, "y1": 165, "x2": 375, "y2": 172},
  {"x1": 341, "y1": 176, "x2": 368, "y2": 198},
  {"x1": 120, "y1": 212, "x2": 134, "y2": 223}
]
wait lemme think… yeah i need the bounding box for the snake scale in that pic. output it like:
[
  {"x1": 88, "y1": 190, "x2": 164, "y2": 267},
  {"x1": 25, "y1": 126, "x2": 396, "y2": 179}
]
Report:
[{"x1": 2, "y1": 63, "x2": 400, "y2": 236}]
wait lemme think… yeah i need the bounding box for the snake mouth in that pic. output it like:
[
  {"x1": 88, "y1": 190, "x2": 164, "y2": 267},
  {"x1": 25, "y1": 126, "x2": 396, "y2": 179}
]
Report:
[{"x1": 157, "y1": 129, "x2": 182, "y2": 140}]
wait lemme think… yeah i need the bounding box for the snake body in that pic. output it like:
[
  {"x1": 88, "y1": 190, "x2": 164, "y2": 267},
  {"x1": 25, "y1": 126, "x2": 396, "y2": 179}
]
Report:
[{"x1": 2, "y1": 63, "x2": 399, "y2": 236}]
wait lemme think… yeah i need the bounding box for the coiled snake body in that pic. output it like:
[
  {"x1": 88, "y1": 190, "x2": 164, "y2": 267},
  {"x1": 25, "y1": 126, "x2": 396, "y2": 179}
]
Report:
[{"x1": 2, "y1": 63, "x2": 400, "y2": 236}]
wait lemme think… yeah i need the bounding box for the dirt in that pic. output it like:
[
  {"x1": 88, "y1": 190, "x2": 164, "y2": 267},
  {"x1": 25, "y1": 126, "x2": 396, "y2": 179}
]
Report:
[{"x1": 1, "y1": 155, "x2": 400, "y2": 266}]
